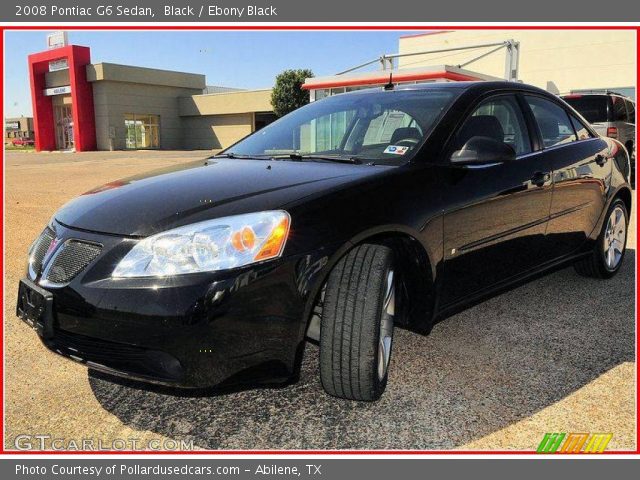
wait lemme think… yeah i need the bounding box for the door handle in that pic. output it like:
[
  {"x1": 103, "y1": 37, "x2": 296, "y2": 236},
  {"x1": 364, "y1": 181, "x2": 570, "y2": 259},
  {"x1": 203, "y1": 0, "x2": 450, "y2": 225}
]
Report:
[
  {"x1": 595, "y1": 154, "x2": 607, "y2": 167},
  {"x1": 531, "y1": 171, "x2": 550, "y2": 188}
]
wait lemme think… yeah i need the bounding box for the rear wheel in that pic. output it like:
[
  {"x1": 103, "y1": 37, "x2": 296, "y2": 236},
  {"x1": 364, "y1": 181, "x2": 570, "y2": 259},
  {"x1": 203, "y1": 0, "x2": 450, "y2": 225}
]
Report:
[
  {"x1": 574, "y1": 199, "x2": 628, "y2": 279},
  {"x1": 319, "y1": 244, "x2": 396, "y2": 401}
]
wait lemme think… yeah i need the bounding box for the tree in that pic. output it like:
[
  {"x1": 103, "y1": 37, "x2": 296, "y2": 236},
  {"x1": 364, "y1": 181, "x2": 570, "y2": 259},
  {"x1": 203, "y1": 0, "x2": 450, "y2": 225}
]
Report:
[{"x1": 271, "y1": 69, "x2": 314, "y2": 117}]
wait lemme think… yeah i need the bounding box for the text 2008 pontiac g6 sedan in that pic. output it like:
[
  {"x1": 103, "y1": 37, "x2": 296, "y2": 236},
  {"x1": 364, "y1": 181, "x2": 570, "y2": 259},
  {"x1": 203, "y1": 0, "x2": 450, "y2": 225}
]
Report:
[{"x1": 18, "y1": 81, "x2": 631, "y2": 401}]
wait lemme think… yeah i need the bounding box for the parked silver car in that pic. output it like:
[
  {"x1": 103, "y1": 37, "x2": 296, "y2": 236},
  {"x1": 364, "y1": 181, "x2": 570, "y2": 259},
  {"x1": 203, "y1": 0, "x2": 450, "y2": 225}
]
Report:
[{"x1": 562, "y1": 92, "x2": 635, "y2": 185}]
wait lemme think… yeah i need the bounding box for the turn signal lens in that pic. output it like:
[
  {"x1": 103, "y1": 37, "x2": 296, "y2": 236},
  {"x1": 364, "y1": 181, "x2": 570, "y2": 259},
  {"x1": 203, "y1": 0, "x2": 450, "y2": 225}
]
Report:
[{"x1": 254, "y1": 217, "x2": 290, "y2": 261}]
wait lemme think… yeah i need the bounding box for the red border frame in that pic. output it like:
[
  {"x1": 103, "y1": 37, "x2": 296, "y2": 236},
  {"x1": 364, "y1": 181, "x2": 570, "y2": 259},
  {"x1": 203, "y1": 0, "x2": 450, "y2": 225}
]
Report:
[{"x1": 0, "y1": 24, "x2": 638, "y2": 456}]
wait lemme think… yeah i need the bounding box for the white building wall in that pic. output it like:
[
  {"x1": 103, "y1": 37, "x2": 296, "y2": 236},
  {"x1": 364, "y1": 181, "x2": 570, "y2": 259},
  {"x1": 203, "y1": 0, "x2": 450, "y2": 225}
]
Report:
[{"x1": 399, "y1": 30, "x2": 636, "y2": 97}]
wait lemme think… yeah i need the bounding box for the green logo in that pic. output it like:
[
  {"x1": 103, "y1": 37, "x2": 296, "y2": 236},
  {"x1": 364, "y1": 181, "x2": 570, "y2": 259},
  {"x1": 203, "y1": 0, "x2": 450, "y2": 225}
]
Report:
[{"x1": 537, "y1": 433, "x2": 612, "y2": 453}]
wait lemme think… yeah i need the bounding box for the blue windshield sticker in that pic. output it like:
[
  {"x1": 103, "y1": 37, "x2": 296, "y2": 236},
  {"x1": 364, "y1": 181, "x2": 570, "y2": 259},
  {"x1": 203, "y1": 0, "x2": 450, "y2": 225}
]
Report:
[{"x1": 384, "y1": 145, "x2": 409, "y2": 155}]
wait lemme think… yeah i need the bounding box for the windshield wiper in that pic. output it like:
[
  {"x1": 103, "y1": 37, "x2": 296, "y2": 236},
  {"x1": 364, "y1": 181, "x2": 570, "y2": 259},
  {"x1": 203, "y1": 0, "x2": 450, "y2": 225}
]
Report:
[
  {"x1": 272, "y1": 153, "x2": 363, "y2": 165},
  {"x1": 211, "y1": 152, "x2": 258, "y2": 159},
  {"x1": 213, "y1": 152, "x2": 363, "y2": 164}
]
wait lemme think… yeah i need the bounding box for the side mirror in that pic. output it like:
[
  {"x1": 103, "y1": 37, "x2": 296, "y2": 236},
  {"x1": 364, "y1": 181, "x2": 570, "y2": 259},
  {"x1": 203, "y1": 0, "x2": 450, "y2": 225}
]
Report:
[{"x1": 450, "y1": 136, "x2": 516, "y2": 166}]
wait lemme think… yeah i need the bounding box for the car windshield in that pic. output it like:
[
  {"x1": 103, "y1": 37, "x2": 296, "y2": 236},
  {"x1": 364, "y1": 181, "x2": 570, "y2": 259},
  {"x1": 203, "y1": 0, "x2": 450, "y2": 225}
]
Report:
[
  {"x1": 563, "y1": 95, "x2": 609, "y2": 123},
  {"x1": 222, "y1": 88, "x2": 460, "y2": 165}
]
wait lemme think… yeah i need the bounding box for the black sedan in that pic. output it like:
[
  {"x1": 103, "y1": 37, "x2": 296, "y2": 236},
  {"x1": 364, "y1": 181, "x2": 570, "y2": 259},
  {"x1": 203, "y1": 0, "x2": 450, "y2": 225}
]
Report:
[{"x1": 18, "y1": 81, "x2": 631, "y2": 401}]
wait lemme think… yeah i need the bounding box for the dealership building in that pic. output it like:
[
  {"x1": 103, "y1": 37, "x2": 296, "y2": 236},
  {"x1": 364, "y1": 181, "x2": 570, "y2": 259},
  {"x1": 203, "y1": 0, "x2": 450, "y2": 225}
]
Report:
[
  {"x1": 27, "y1": 40, "x2": 275, "y2": 152},
  {"x1": 22, "y1": 30, "x2": 636, "y2": 152},
  {"x1": 4, "y1": 116, "x2": 34, "y2": 143}
]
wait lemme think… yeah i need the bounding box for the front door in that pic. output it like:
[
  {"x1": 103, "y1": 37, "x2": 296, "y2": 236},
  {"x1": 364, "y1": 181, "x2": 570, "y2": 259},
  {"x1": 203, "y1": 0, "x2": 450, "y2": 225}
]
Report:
[
  {"x1": 54, "y1": 104, "x2": 74, "y2": 150},
  {"x1": 440, "y1": 94, "x2": 555, "y2": 307}
]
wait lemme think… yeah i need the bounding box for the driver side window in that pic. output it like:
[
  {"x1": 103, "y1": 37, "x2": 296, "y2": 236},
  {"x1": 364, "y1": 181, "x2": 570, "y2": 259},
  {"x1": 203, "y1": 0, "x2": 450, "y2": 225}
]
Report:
[{"x1": 454, "y1": 95, "x2": 532, "y2": 156}]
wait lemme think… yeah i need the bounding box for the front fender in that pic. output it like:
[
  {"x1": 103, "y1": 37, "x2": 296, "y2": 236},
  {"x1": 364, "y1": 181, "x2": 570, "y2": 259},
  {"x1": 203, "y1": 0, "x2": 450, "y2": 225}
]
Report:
[{"x1": 292, "y1": 216, "x2": 443, "y2": 343}]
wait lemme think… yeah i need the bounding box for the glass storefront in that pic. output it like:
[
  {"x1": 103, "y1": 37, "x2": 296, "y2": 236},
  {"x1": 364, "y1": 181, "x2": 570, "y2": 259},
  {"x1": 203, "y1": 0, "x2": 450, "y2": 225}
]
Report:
[
  {"x1": 54, "y1": 104, "x2": 74, "y2": 150},
  {"x1": 124, "y1": 114, "x2": 160, "y2": 149}
]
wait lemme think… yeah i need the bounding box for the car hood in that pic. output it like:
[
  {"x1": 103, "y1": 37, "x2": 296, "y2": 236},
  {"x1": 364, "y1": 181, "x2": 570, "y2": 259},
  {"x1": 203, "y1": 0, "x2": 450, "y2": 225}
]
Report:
[{"x1": 55, "y1": 158, "x2": 383, "y2": 237}]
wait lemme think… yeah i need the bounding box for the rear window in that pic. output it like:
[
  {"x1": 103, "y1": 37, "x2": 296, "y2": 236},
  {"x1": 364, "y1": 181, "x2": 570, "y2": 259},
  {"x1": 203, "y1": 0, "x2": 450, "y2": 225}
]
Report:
[{"x1": 563, "y1": 96, "x2": 609, "y2": 123}]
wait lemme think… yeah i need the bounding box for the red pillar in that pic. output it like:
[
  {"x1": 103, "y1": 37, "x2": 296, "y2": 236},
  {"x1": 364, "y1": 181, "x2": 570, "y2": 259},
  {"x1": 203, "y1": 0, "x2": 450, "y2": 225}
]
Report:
[
  {"x1": 28, "y1": 54, "x2": 55, "y2": 151},
  {"x1": 67, "y1": 46, "x2": 96, "y2": 151},
  {"x1": 28, "y1": 45, "x2": 96, "y2": 152}
]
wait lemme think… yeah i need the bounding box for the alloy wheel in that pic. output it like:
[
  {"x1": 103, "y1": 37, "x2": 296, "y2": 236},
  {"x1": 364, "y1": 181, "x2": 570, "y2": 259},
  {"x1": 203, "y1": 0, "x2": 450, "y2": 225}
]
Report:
[
  {"x1": 378, "y1": 269, "x2": 395, "y2": 381},
  {"x1": 604, "y1": 206, "x2": 626, "y2": 270}
]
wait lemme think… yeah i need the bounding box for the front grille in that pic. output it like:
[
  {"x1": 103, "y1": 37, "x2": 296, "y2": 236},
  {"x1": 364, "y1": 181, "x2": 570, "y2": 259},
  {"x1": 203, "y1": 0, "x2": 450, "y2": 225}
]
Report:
[
  {"x1": 29, "y1": 227, "x2": 55, "y2": 276},
  {"x1": 43, "y1": 240, "x2": 102, "y2": 284}
]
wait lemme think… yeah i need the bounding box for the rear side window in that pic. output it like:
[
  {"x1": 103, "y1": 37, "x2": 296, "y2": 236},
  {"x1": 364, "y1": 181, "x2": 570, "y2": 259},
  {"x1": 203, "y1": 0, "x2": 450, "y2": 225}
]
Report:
[
  {"x1": 563, "y1": 96, "x2": 609, "y2": 123},
  {"x1": 612, "y1": 96, "x2": 628, "y2": 122},
  {"x1": 569, "y1": 114, "x2": 593, "y2": 140},
  {"x1": 525, "y1": 96, "x2": 576, "y2": 148}
]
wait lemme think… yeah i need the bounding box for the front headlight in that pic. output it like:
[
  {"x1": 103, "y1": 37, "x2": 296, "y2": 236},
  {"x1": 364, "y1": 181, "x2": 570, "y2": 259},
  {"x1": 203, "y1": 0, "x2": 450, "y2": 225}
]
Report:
[{"x1": 112, "y1": 211, "x2": 290, "y2": 278}]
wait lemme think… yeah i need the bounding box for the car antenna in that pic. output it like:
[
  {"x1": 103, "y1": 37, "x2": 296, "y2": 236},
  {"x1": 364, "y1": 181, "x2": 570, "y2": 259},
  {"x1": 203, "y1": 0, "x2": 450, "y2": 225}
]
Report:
[{"x1": 384, "y1": 72, "x2": 394, "y2": 91}]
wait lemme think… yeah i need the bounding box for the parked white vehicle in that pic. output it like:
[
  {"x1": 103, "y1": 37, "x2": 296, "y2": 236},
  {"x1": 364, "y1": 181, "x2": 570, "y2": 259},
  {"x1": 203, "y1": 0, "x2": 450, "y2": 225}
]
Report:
[{"x1": 562, "y1": 92, "x2": 635, "y2": 186}]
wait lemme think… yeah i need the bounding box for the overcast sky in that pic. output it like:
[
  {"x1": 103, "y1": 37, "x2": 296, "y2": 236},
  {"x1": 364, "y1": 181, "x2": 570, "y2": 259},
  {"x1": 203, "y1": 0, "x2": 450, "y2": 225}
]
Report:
[{"x1": 4, "y1": 30, "x2": 420, "y2": 118}]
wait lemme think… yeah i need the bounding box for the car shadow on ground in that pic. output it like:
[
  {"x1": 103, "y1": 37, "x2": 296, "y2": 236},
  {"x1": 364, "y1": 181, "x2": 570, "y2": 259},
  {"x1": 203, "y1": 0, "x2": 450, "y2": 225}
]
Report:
[{"x1": 89, "y1": 251, "x2": 635, "y2": 450}]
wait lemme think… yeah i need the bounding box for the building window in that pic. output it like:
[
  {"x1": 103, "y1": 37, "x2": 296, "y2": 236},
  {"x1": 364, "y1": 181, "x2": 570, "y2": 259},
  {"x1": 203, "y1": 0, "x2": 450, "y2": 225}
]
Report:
[
  {"x1": 312, "y1": 89, "x2": 330, "y2": 102},
  {"x1": 345, "y1": 85, "x2": 373, "y2": 92},
  {"x1": 124, "y1": 114, "x2": 160, "y2": 149}
]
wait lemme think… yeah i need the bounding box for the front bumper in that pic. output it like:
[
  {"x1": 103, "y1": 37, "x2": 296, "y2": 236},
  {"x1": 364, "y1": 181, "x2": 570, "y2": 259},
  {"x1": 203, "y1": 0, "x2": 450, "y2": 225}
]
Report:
[{"x1": 18, "y1": 222, "x2": 333, "y2": 388}]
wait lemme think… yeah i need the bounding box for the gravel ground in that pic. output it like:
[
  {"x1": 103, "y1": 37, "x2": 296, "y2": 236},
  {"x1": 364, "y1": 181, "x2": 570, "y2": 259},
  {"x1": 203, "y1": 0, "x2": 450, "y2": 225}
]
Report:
[{"x1": 3, "y1": 150, "x2": 636, "y2": 451}]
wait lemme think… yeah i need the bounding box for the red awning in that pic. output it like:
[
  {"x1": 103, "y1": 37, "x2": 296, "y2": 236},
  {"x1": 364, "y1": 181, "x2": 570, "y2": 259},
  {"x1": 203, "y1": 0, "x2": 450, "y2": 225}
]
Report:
[{"x1": 302, "y1": 70, "x2": 480, "y2": 90}]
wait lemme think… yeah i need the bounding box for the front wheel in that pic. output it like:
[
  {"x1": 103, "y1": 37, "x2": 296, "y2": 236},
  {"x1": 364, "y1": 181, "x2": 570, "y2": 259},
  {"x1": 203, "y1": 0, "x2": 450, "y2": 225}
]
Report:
[
  {"x1": 574, "y1": 199, "x2": 628, "y2": 279},
  {"x1": 319, "y1": 244, "x2": 396, "y2": 401}
]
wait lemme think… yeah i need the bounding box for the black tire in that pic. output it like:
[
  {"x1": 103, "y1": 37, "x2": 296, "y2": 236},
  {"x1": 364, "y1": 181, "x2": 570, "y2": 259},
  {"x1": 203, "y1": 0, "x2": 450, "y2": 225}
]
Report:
[
  {"x1": 319, "y1": 244, "x2": 396, "y2": 401},
  {"x1": 574, "y1": 198, "x2": 628, "y2": 279}
]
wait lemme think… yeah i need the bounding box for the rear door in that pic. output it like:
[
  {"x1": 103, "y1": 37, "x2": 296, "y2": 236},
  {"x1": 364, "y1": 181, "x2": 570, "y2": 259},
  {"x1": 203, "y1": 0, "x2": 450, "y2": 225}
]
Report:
[
  {"x1": 440, "y1": 93, "x2": 555, "y2": 306},
  {"x1": 524, "y1": 94, "x2": 611, "y2": 259}
]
